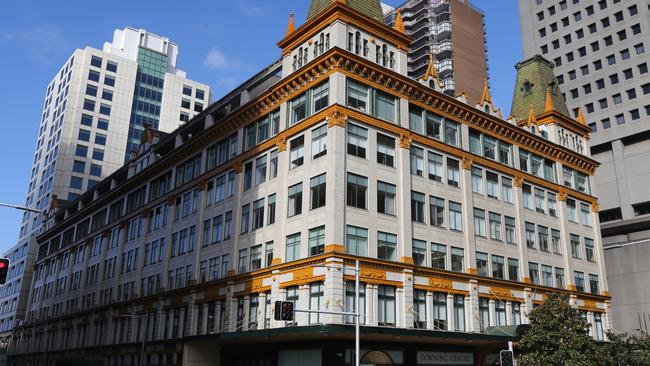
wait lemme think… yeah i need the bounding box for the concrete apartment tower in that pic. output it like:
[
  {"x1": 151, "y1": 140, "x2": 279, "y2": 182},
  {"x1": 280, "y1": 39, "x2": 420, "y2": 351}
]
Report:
[
  {"x1": 383, "y1": 0, "x2": 488, "y2": 104},
  {"x1": 519, "y1": 0, "x2": 650, "y2": 333},
  {"x1": 8, "y1": 1, "x2": 609, "y2": 364},
  {"x1": 0, "y1": 27, "x2": 210, "y2": 358}
]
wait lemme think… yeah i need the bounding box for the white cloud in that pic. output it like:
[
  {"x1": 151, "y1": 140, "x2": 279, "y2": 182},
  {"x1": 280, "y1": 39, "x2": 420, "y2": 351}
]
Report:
[
  {"x1": 203, "y1": 48, "x2": 229, "y2": 69},
  {"x1": 237, "y1": 0, "x2": 265, "y2": 17},
  {"x1": 0, "y1": 25, "x2": 70, "y2": 64}
]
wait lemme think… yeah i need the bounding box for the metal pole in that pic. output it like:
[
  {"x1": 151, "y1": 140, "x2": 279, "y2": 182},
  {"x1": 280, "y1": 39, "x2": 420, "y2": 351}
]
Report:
[
  {"x1": 0, "y1": 202, "x2": 43, "y2": 214},
  {"x1": 355, "y1": 259, "x2": 360, "y2": 366},
  {"x1": 139, "y1": 314, "x2": 148, "y2": 366}
]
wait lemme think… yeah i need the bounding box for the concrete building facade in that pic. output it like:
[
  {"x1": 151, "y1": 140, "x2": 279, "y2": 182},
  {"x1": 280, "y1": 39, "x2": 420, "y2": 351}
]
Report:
[
  {"x1": 383, "y1": 0, "x2": 489, "y2": 104},
  {"x1": 8, "y1": 1, "x2": 609, "y2": 365},
  {"x1": 0, "y1": 27, "x2": 210, "y2": 359},
  {"x1": 518, "y1": 0, "x2": 650, "y2": 333}
]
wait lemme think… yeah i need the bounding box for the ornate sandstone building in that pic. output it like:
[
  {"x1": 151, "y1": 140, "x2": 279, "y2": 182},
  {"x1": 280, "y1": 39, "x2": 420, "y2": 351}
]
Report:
[{"x1": 9, "y1": 1, "x2": 608, "y2": 365}]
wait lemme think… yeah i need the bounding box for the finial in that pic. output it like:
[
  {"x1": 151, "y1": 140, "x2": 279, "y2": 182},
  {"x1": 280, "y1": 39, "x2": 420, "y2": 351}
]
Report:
[
  {"x1": 394, "y1": 9, "x2": 405, "y2": 33},
  {"x1": 286, "y1": 13, "x2": 296, "y2": 36},
  {"x1": 544, "y1": 87, "x2": 554, "y2": 113},
  {"x1": 577, "y1": 108, "x2": 586, "y2": 125},
  {"x1": 497, "y1": 110, "x2": 503, "y2": 119},
  {"x1": 420, "y1": 52, "x2": 440, "y2": 83},
  {"x1": 480, "y1": 79, "x2": 492, "y2": 105},
  {"x1": 527, "y1": 105, "x2": 537, "y2": 126}
]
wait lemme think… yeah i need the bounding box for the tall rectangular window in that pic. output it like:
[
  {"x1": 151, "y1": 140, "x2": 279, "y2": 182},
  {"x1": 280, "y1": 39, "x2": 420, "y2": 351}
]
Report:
[
  {"x1": 309, "y1": 226, "x2": 325, "y2": 256},
  {"x1": 313, "y1": 82, "x2": 329, "y2": 112},
  {"x1": 347, "y1": 124, "x2": 368, "y2": 159},
  {"x1": 428, "y1": 152, "x2": 444, "y2": 182},
  {"x1": 574, "y1": 271, "x2": 585, "y2": 292},
  {"x1": 538, "y1": 226, "x2": 549, "y2": 251},
  {"x1": 555, "y1": 267, "x2": 565, "y2": 289},
  {"x1": 289, "y1": 136, "x2": 305, "y2": 168},
  {"x1": 410, "y1": 147, "x2": 424, "y2": 176},
  {"x1": 286, "y1": 233, "x2": 301, "y2": 262},
  {"x1": 449, "y1": 202, "x2": 463, "y2": 231},
  {"x1": 433, "y1": 292, "x2": 447, "y2": 330},
  {"x1": 429, "y1": 196, "x2": 445, "y2": 227},
  {"x1": 411, "y1": 191, "x2": 425, "y2": 223},
  {"x1": 345, "y1": 225, "x2": 367, "y2": 256},
  {"x1": 489, "y1": 212, "x2": 502, "y2": 240},
  {"x1": 473, "y1": 208, "x2": 486, "y2": 237},
  {"x1": 571, "y1": 234, "x2": 581, "y2": 259},
  {"x1": 502, "y1": 177, "x2": 513, "y2": 203},
  {"x1": 311, "y1": 124, "x2": 327, "y2": 159},
  {"x1": 476, "y1": 252, "x2": 489, "y2": 276},
  {"x1": 580, "y1": 203, "x2": 592, "y2": 226},
  {"x1": 267, "y1": 194, "x2": 276, "y2": 225},
  {"x1": 589, "y1": 274, "x2": 599, "y2": 294},
  {"x1": 347, "y1": 80, "x2": 369, "y2": 112},
  {"x1": 252, "y1": 199, "x2": 265, "y2": 230},
  {"x1": 377, "y1": 181, "x2": 396, "y2": 216},
  {"x1": 413, "y1": 290, "x2": 427, "y2": 328},
  {"x1": 451, "y1": 247, "x2": 464, "y2": 272},
  {"x1": 431, "y1": 243, "x2": 446, "y2": 270},
  {"x1": 374, "y1": 90, "x2": 395, "y2": 122},
  {"x1": 287, "y1": 183, "x2": 303, "y2": 217},
  {"x1": 447, "y1": 158, "x2": 460, "y2": 187},
  {"x1": 378, "y1": 286, "x2": 396, "y2": 326},
  {"x1": 240, "y1": 204, "x2": 250, "y2": 234},
  {"x1": 542, "y1": 265, "x2": 553, "y2": 287},
  {"x1": 290, "y1": 93, "x2": 307, "y2": 125},
  {"x1": 479, "y1": 298, "x2": 490, "y2": 331},
  {"x1": 413, "y1": 239, "x2": 426, "y2": 266},
  {"x1": 471, "y1": 167, "x2": 484, "y2": 194},
  {"x1": 529, "y1": 262, "x2": 539, "y2": 284},
  {"x1": 535, "y1": 188, "x2": 546, "y2": 213},
  {"x1": 486, "y1": 172, "x2": 499, "y2": 199},
  {"x1": 526, "y1": 222, "x2": 536, "y2": 248},
  {"x1": 523, "y1": 184, "x2": 533, "y2": 209},
  {"x1": 551, "y1": 229, "x2": 562, "y2": 254},
  {"x1": 508, "y1": 258, "x2": 519, "y2": 281},
  {"x1": 347, "y1": 173, "x2": 368, "y2": 209},
  {"x1": 310, "y1": 173, "x2": 326, "y2": 209},
  {"x1": 255, "y1": 156, "x2": 267, "y2": 186},
  {"x1": 505, "y1": 217, "x2": 516, "y2": 244},
  {"x1": 376, "y1": 133, "x2": 395, "y2": 167},
  {"x1": 377, "y1": 232, "x2": 397, "y2": 261},
  {"x1": 454, "y1": 295, "x2": 465, "y2": 331},
  {"x1": 585, "y1": 238, "x2": 595, "y2": 262}
]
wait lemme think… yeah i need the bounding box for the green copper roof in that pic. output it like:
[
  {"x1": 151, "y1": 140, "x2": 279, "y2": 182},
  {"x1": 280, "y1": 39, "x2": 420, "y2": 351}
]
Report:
[
  {"x1": 308, "y1": 0, "x2": 385, "y2": 22},
  {"x1": 510, "y1": 55, "x2": 569, "y2": 120}
]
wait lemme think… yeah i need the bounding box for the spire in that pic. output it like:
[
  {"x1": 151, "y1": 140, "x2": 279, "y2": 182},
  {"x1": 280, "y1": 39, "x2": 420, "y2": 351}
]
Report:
[
  {"x1": 480, "y1": 79, "x2": 492, "y2": 106},
  {"x1": 544, "y1": 87, "x2": 554, "y2": 113},
  {"x1": 286, "y1": 13, "x2": 296, "y2": 36},
  {"x1": 527, "y1": 105, "x2": 537, "y2": 126},
  {"x1": 576, "y1": 108, "x2": 586, "y2": 125},
  {"x1": 420, "y1": 53, "x2": 439, "y2": 81},
  {"x1": 394, "y1": 9, "x2": 405, "y2": 33}
]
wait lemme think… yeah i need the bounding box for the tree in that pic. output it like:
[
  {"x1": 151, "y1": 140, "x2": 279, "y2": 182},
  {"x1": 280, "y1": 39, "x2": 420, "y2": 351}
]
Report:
[
  {"x1": 518, "y1": 293, "x2": 599, "y2": 366},
  {"x1": 598, "y1": 331, "x2": 650, "y2": 366}
]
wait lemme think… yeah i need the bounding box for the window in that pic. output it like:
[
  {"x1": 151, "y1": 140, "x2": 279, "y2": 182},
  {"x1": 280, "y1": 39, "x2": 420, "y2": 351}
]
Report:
[
  {"x1": 73, "y1": 160, "x2": 85, "y2": 174},
  {"x1": 447, "y1": 159, "x2": 460, "y2": 187},
  {"x1": 374, "y1": 90, "x2": 396, "y2": 122},
  {"x1": 313, "y1": 82, "x2": 329, "y2": 112},
  {"x1": 476, "y1": 252, "x2": 489, "y2": 276},
  {"x1": 243, "y1": 162, "x2": 253, "y2": 191},
  {"x1": 377, "y1": 181, "x2": 396, "y2": 216},
  {"x1": 240, "y1": 204, "x2": 250, "y2": 234},
  {"x1": 347, "y1": 173, "x2": 367, "y2": 209},
  {"x1": 70, "y1": 176, "x2": 83, "y2": 190},
  {"x1": 347, "y1": 80, "x2": 368, "y2": 112},
  {"x1": 86, "y1": 84, "x2": 97, "y2": 97},
  {"x1": 287, "y1": 183, "x2": 303, "y2": 217},
  {"x1": 534, "y1": 188, "x2": 546, "y2": 213},
  {"x1": 289, "y1": 93, "x2": 307, "y2": 125},
  {"x1": 429, "y1": 196, "x2": 444, "y2": 227},
  {"x1": 311, "y1": 124, "x2": 327, "y2": 159},
  {"x1": 255, "y1": 156, "x2": 267, "y2": 186},
  {"x1": 529, "y1": 262, "x2": 539, "y2": 284},
  {"x1": 346, "y1": 225, "x2": 367, "y2": 256},
  {"x1": 102, "y1": 90, "x2": 113, "y2": 101},
  {"x1": 413, "y1": 290, "x2": 427, "y2": 328},
  {"x1": 286, "y1": 233, "x2": 301, "y2": 262},
  {"x1": 451, "y1": 247, "x2": 464, "y2": 272},
  {"x1": 309, "y1": 226, "x2": 325, "y2": 256},
  {"x1": 310, "y1": 174, "x2": 326, "y2": 209},
  {"x1": 345, "y1": 282, "x2": 366, "y2": 325},
  {"x1": 267, "y1": 194, "x2": 276, "y2": 225},
  {"x1": 411, "y1": 191, "x2": 425, "y2": 223},
  {"x1": 508, "y1": 258, "x2": 519, "y2": 281},
  {"x1": 90, "y1": 164, "x2": 102, "y2": 177},
  {"x1": 428, "y1": 152, "x2": 444, "y2": 182},
  {"x1": 486, "y1": 172, "x2": 499, "y2": 199},
  {"x1": 252, "y1": 199, "x2": 265, "y2": 230},
  {"x1": 492, "y1": 255, "x2": 505, "y2": 279},
  {"x1": 574, "y1": 271, "x2": 585, "y2": 292},
  {"x1": 429, "y1": 243, "x2": 446, "y2": 270},
  {"x1": 413, "y1": 239, "x2": 426, "y2": 266},
  {"x1": 571, "y1": 234, "x2": 581, "y2": 259},
  {"x1": 526, "y1": 222, "x2": 536, "y2": 248},
  {"x1": 377, "y1": 232, "x2": 397, "y2": 261},
  {"x1": 589, "y1": 274, "x2": 599, "y2": 295},
  {"x1": 78, "y1": 129, "x2": 91, "y2": 142},
  {"x1": 585, "y1": 238, "x2": 595, "y2": 262},
  {"x1": 99, "y1": 104, "x2": 110, "y2": 116},
  {"x1": 552, "y1": 229, "x2": 562, "y2": 254},
  {"x1": 289, "y1": 136, "x2": 304, "y2": 168},
  {"x1": 76, "y1": 144, "x2": 88, "y2": 157},
  {"x1": 505, "y1": 217, "x2": 516, "y2": 245},
  {"x1": 88, "y1": 70, "x2": 100, "y2": 82},
  {"x1": 449, "y1": 202, "x2": 463, "y2": 231},
  {"x1": 97, "y1": 118, "x2": 109, "y2": 130},
  {"x1": 410, "y1": 147, "x2": 424, "y2": 176},
  {"x1": 378, "y1": 286, "x2": 396, "y2": 326},
  {"x1": 523, "y1": 185, "x2": 532, "y2": 209},
  {"x1": 489, "y1": 212, "x2": 502, "y2": 241},
  {"x1": 502, "y1": 178, "x2": 513, "y2": 203},
  {"x1": 432, "y1": 292, "x2": 447, "y2": 330},
  {"x1": 454, "y1": 295, "x2": 465, "y2": 331},
  {"x1": 95, "y1": 133, "x2": 106, "y2": 145},
  {"x1": 347, "y1": 124, "x2": 367, "y2": 158},
  {"x1": 376, "y1": 133, "x2": 395, "y2": 167},
  {"x1": 471, "y1": 167, "x2": 484, "y2": 194},
  {"x1": 473, "y1": 208, "x2": 486, "y2": 237}
]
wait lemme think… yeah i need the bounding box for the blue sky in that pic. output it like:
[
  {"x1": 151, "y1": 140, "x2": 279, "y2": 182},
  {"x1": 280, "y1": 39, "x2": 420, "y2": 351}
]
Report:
[{"x1": 0, "y1": 0, "x2": 522, "y2": 254}]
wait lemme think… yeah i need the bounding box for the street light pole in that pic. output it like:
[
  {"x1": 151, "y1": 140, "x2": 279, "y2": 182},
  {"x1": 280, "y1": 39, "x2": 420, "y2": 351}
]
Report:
[
  {"x1": 0, "y1": 202, "x2": 43, "y2": 214},
  {"x1": 355, "y1": 259, "x2": 360, "y2": 366}
]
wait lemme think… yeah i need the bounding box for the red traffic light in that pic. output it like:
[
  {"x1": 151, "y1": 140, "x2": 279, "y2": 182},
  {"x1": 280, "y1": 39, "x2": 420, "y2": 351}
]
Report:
[
  {"x1": 0, "y1": 258, "x2": 8, "y2": 285},
  {"x1": 0, "y1": 262, "x2": 5, "y2": 269}
]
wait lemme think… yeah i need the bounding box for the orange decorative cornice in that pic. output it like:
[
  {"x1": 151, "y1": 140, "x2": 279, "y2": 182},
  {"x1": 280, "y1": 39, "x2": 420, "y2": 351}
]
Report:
[
  {"x1": 513, "y1": 176, "x2": 524, "y2": 188},
  {"x1": 401, "y1": 257, "x2": 414, "y2": 264},
  {"x1": 271, "y1": 258, "x2": 283, "y2": 265},
  {"x1": 325, "y1": 244, "x2": 345, "y2": 253},
  {"x1": 286, "y1": 13, "x2": 296, "y2": 36},
  {"x1": 275, "y1": 137, "x2": 287, "y2": 152},
  {"x1": 428, "y1": 278, "x2": 453, "y2": 290},
  {"x1": 557, "y1": 189, "x2": 568, "y2": 202},
  {"x1": 591, "y1": 202, "x2": 600, "y2": 213},
  {"x1": 327, "y1": 110, "x2": 347, "y2": 128},
  {"x1": 461, "y1": 157, "x2": 473, "y2": 170},
  {"x1": 467, "y1": 268, "x2": 478, "y2": 275},
  {"x1": 232, "y1": 161, "x2": 243, "y2": 173},
  {"x1": 399, "y1": 133, "x2": 413, "y2": 149},
  {"x1": 489, "y1": 287, "x2": 512, "y2": 298}
]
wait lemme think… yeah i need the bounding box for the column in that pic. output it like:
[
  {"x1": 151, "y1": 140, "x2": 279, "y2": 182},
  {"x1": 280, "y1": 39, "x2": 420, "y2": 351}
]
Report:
[
  {"x1": 401, "y1": 269, "x2": 414, "y2": 328},
  {"x1": 259, "y1": 292, "x2": 268, "y2": 329},
  {"x1": 587, "y1": 311, "x2": 595, "y2": 337},
  {"x1": 225, "y1": 284, "x2": 236, "y2": 332},
  {"x1": 446, "y1": 294, "x2": 455, "y2": 331},
  {"x1": 188, "y1": 299, "x2": 199, "y2": 337},
  {"x1": 323, "y1": 257, "x2": 344, "y2": 324},
  {"x1": 557, "y1": 189, "x2": 576, "y2": 290},
  {"x1": 591, "y1": 204, "x2": 608, "y2": 295},
  {"x1": 513, "y1": 176, "x2": 530, "y2": 282},
  {"x1": 201, "y1": 303, "x2": 209, "y2": 335},
  {"x1": 425, "y1": 292, "x2": 434, "y2": 330},
  {"x1": 467, "y1": 280, "x2": 480, "y2": 332},
  {"x1": 367, "y1": 285, "x2": 378, "y2": 326},
  {"x1": 178, "y1": 307, "x2": 186, "y2": 337},
  {"x1": 505, "y1": 302, "x2": 513, "y2": 325},
  {"x1": 297, "y1": 285, "x2": 310, "y2": 326},
  {"x1": 460, "y1": 159, "x2": 477, "y2": 274},
  {"x1": 324, "y1": 105, "x2": 347, "y2": 250},
  {"x1": 397, "y1": 134, "x2": 413, "y2": 263},
  {"x1": 155, "y1": 301, "x2": 166, "y2": 340},
  {"x1": 488, "y1": 299, "x2": 496, "y2": 327},
  {"x1": 192, "y1": 181, "x2": 209, "y2": 284},
  {"x1": 213, "y1": 300, "x2": 222, "y2": 333},
  {"x1": 272, "y1": 126, "x2": 289, "y2": 265},
  {"x1": 522, "y1": 288, "x2": 533, "y2": 324},
  {"x1": 242, "y1": 296, "x2": 251, "y2": 331}
]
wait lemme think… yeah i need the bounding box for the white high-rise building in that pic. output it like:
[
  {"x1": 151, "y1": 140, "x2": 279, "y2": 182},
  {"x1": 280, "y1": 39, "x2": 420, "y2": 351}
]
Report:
[
  {"x1": 0, "y1": 27, "x2": 210, "y2": 356},
  {"x1": 518, "y1": 0, "x2": 650, "y2": 333}
]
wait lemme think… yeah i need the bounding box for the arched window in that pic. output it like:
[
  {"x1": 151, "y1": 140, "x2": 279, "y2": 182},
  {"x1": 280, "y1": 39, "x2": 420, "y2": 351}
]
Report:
[
  {"x1": 382, "y1": 45, "x2": 388, "y2": 66},
  {"x1": 484, "y1": 105, "x2": 490, "y2": 113},
  {"x1": 530, "y1": 125, "x2": 537, "y2": 134},
  {"x1": 319, "y1": 33, "x2": 325, "y2": 54},
  {"x1": 355, "y1": 31, "x2": 361, "y2": 55}
]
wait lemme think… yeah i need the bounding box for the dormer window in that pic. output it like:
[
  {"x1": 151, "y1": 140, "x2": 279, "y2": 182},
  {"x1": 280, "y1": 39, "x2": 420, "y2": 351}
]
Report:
[
  {"x1": 522, "y1": 80, "x2": 534, "y2": 96},
  {"x1": 530, "y1": 125, "x2": 537, "y2": 134}
]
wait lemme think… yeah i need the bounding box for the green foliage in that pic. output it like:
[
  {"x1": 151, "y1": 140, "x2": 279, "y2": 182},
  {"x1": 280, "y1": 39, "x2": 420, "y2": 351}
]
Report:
[
  {"x1": 518, "y1": 293, "x2": 599, "y2": 366},
  {"x1": 598, "y1": 331, "x2": 650, "y2": 366}
]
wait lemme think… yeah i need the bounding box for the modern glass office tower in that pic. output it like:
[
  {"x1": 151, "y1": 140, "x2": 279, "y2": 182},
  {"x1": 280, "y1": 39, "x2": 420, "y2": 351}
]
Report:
[
  {"x1": 0, "y1": 27, "x2": 210, "y2": 359},
  {"x1": 384, "y1": 0, "x2": 488, "y2": 104},
  {"x1": 8, "y1": 2, "x2": 609, "y2": 365},
  {"x1": 518, "y1": 0, "x2": 650, "y2": 333}
]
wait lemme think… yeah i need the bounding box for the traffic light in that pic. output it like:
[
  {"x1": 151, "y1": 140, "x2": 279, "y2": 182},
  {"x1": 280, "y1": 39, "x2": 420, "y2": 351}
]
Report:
[
  {"x1": 0, "y1": 258, "x2": 9, "y2": 285},
  {"x1": 274, "y1": 301, "x2": 294, "y2": 321},
  {"x1": 499, "y1": 350, "x2": 514, "y2": 366}
]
